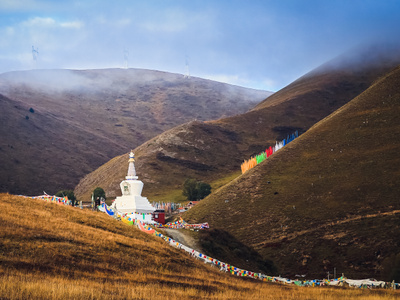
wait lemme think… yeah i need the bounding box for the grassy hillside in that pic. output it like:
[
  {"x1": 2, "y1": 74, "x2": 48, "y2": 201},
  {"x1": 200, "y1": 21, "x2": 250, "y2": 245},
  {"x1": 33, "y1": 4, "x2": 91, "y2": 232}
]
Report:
[
  {"x1": 1, "y1": 193, "x2": 399, "y2": 299},
  {"x1": 0, "y1": 68, "x2": 270, "y2": 195},
  {"x1": 183, "y1": 64, "x2": 400, "y2": 279},
  {"x1": 75, "y1": 44, "x2": 400, "y2": 203}
]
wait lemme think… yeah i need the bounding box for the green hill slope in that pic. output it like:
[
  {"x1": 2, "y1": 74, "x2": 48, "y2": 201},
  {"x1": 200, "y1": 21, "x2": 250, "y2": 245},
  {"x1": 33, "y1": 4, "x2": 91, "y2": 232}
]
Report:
[
  {"x1": 75, "y1": 44, "x2": 400, "y2": 203},
  {"x1": 0, "y1": 68, "x2": 270, "y2": 195},
  {"x1": 184, "y1": 64, "x2": 400, "y2": 279}
]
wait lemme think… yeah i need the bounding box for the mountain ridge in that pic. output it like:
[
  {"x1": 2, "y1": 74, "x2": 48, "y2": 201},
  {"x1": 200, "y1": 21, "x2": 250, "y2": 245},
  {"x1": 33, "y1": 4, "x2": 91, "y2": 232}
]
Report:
[
  {"x1": 75, "y1": 44, "x2": 400, "y2": 203},
  {"x1": 0, "y1": 68, "x2": 271, "y2": 195}
]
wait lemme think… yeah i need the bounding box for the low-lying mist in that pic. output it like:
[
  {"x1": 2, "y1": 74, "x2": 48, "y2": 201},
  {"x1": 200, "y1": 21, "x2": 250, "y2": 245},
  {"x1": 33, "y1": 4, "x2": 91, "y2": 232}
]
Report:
[{"x1": 312, "y1": 40, "x2": 400, "y2": 75}]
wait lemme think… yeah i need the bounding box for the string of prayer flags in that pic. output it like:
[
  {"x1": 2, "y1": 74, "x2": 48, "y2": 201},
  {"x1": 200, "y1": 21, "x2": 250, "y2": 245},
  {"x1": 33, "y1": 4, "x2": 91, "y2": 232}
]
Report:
[
  {"x1": 241, "y1": 130, "x2": 299, "y2": 174},
  {"x1": 22, "y1": 194, "x2": 70, "y2": 206},
  {"x1": 100, "y1": 195, "x2": 399, "y2": 290}
]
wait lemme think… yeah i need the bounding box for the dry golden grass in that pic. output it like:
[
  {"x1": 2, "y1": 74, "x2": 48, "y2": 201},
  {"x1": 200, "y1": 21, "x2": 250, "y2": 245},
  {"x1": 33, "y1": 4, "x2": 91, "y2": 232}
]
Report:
[
  {"x1": 1, "y1": 271, "x2": 399, "y2": 300},
  {"x1": 0, "y1": 193, "x2": 398, "y2": 299}
]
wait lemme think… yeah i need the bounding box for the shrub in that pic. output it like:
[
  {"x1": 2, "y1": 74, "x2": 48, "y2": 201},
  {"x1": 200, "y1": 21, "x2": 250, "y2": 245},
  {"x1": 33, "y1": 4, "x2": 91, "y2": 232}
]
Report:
[{"x1": 182, "y1": 179, "x2": 211, "y2": 201}]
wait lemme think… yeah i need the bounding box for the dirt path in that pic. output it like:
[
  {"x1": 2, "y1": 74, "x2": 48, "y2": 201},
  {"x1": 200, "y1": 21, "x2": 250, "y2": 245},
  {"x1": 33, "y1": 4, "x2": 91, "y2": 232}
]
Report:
[
  {"x1": 164, "y1": 229, "x2": 201, "y2": 252},
  {"x1": 254, "y1": 209, "x2": 400, "y2": 248}
]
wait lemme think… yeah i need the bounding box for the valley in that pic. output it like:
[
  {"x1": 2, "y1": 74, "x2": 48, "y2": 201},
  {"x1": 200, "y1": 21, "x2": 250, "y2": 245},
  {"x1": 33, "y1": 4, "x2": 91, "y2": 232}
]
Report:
[{"x1": 1, "y1": 45, "x2": 400, "y2": 298}]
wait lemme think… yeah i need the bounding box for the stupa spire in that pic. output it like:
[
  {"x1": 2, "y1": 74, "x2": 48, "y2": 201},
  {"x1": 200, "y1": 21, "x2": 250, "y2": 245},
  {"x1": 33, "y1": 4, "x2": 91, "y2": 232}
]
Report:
[
  {"x1": 111, "y1": 149, "x2": 155, "y2": 219},
  {"x1": 126, "y1": 150, "x2": 138, "y2": 180}
]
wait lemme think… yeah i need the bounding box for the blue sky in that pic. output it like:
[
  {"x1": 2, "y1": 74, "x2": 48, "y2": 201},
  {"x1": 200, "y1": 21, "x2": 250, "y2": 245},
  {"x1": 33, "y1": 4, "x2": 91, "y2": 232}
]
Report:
[{"x1": 1, "y1": 0, "x2": 399, "y2": 91}]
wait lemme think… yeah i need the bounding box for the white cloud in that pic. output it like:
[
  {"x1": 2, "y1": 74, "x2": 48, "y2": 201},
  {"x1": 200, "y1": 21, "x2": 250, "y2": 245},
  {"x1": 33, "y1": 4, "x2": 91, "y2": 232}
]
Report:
[
  {"x1": 20, "y1": 17, "x2": 84, "y2": 30},
  {"x1": 199, "y1": 73, "x2": 278, "y2": 91},
  {"x1": 0, "y1": 14, "x2": 88, "y2": 73},
  {"x1": 0, "y1": 26, "x2": 15, "y2": 47},
  {"x1": 60, "y1": 21, "x2": 84, "y2": 29},
  {"x1": 21, "y1": 17, "x2": 56, "y2": 28},
  {"x1": 260, "y1": 78, "x2": 278, "y2": 91},
  {"x1": 201, "y1": 73, "x2": 247, "y2": 86}
]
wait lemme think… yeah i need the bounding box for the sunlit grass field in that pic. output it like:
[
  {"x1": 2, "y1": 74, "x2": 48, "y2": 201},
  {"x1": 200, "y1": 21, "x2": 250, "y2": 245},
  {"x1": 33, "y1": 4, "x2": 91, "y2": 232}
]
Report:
[{"x1": 0, "y1": 193, "x2": 398, "y2": 299}]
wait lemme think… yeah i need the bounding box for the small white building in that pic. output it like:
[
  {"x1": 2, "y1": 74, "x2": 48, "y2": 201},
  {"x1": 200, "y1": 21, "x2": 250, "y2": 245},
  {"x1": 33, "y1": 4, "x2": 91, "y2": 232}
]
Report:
[{"x1": 111, "y1": 151, "x2": 155, "y2": 224}]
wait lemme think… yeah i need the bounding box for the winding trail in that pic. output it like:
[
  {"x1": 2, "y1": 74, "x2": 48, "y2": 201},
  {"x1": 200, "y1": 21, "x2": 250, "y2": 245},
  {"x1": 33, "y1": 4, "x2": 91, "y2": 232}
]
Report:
[
  {"x1": 164, "y1": 229, "x2": 201, "y2": 252},
  {"x1": 255, "y1": 209, "x2": 400, "y2": 248}
]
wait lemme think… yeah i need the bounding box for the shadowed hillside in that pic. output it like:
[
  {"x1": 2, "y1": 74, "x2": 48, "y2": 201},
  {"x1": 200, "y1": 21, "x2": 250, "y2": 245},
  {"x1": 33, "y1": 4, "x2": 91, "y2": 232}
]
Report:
[
  {"x1": 184, "y1": 64, "x2": 400, "y2": 279},
  {"x1": 75, "y1": 44, "x2": 400, "y2": 203},
  {"x1": 0, "y1": 68, "x2": 271, "y2": 195}
]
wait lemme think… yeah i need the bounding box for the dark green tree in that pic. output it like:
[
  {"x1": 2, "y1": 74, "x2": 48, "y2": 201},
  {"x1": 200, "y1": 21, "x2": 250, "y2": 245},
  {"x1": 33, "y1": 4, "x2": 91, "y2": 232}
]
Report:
[
  {"x1": 93, "y1": 187, "x2": 106, "y2": 202},
  {"x1": 183, "y1": 179, "x2": 212, "y2": 201},
  {"x1": 55, "y1": 190, "x2": 76, "y2": 206},
  {"x1": 196, "y1": 181, "x2": 212, "y2": 200},
  {"x1": 183, "y1": 178, "x2": 198, "y2": 201}
]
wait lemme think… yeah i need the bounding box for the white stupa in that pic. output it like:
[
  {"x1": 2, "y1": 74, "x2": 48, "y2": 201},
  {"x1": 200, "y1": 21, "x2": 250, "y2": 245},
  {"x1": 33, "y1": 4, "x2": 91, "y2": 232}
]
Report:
[{"x1": 111, "y1": 151, "x2": 155, "y2": 223}]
